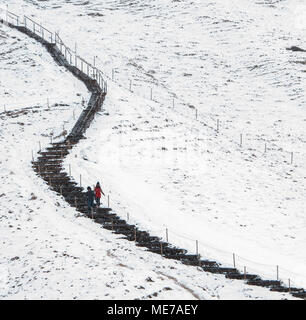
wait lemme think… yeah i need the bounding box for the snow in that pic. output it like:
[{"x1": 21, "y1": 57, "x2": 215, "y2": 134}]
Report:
[{"x1": 0, "y1": 0, "x2": 305, "y2": 299}]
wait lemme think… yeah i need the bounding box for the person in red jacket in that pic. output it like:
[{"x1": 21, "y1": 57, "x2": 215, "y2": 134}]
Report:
[{"x1": 94, "y1": 182, "x2": 105, "y2": 207}]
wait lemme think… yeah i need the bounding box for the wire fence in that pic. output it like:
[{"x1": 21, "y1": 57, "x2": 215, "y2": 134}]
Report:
[
  {"x1": 93, "y1": 55, "x2": 306, "y2": 171},
  {"x1": 1, "y1": 9, "x2": 107, "y2": 95}
]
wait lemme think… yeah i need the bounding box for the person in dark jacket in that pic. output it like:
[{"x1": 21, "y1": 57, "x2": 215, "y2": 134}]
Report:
[
  {"x1": 94, "y1": 182, "x2": 105, "y2": 207},
  {"x1": 86, "y1": 186, "x2": 95, "y2": 213}
]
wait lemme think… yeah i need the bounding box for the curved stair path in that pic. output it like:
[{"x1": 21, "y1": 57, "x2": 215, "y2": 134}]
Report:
[{"x1": 1, "y1": 16, "x2": 306, "y2": 300}]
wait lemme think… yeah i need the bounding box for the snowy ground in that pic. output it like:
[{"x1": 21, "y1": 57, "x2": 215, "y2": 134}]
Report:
[
  {"x1": 0, "y1": 0, "x2": 305, "y2": 298},
  {"x1": 0, "y1": 10, "x2": 297, "y2": 300}
]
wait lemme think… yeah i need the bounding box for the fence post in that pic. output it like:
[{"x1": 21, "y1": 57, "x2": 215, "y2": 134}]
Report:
[
  {"x1": 160, "y1": 242, "x2": 163, "y2": 255},
  {"x1": 75, "y1": 43, "x2": 77, "y2": 67},
  {"x1": 80, "y1": 174, "x2": 82, "y2": 188},
  {"x1": 166, "y1": 228, "x2": 168, "y2": 242},
  {"x1": 39, "y1": 141, "x2": 41, "y2": 152},
  {"x1": 288, "y1": 279, "x2": 291, "y2": 292},
  {"x1": 290, "y1": 152, "x2": 293, "y2": 165},
  {"x1": 69, "y1": 164, "x2": 71, "y2": 176},
  {"x1": 233, "y1": 253, "x2": 236, "y2": 268},
  {"x1": 276, "y1": 265, "x2": 279, "y2": 281},
  {"x1": 217, "y1": 119, "x2": 220, "y2": 133},
  {"x1": 195, "y1": 108, "x2": 198, "y2": 120},
  {"x1": 244, "y1": 266, "x2": 246, "y2": 280},
  {"x1": 264, "y1": 142, "x2": 267, "y2": 153},
  {"x1": 107, "y1": 195, "x2": 110, "y2": 207},
  {"x1": 196, "y1": 240, "x2": 198, "y2": 256}
]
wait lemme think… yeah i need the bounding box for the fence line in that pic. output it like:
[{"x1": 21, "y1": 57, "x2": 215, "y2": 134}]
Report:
[
  {"x1": 92, "y1": 54, "x2": 305, "y2": 171},
  {"x1": 2, "y1": 9, "x2": 107, "y2": 95}
]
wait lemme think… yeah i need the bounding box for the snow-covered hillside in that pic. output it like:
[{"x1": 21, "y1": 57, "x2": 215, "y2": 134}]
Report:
[
  {"x1": 0, "y1": 20, "x2": 295, "y2": 300},
  {"x1": 1, "y1": 0, "x2": 306, "y2": 299}
]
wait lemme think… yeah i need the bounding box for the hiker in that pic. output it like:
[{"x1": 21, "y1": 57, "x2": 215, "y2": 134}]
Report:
[
  {"x1": 86, "y1": 186, "x2": 95, "y2": 213},
  {"x1": 94, "y1": 182, "x2": 105, "y2": 207}
]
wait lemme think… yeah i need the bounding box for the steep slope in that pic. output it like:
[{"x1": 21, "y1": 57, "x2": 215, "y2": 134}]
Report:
[
  {"x1": 0, "y1": 13, "x2": 296, "y2": 300},
  {"x1": 3, "y1": 0, "x2": 306, "y2": 288}
]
